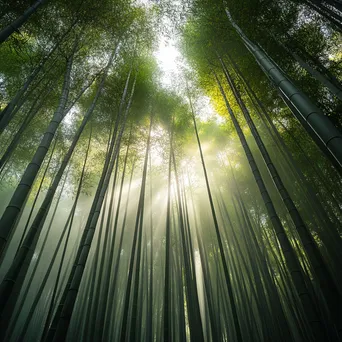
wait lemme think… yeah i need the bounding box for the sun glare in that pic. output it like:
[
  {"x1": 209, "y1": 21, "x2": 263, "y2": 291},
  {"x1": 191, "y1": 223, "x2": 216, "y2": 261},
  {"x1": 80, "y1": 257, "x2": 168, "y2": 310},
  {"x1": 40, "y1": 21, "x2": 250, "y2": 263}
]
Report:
[
  {"x1": 155, "y1": 42, "x2": 180, "y2": 71},
  {"x1": 194, "y1": 96, "x2": 225, "y2": 124},
  {"x1": 136, "y1": 0, "x2": 150, "y2": 6},
  {"x1": 154, "y1": 40, "x2": 181, "y2": 87}
]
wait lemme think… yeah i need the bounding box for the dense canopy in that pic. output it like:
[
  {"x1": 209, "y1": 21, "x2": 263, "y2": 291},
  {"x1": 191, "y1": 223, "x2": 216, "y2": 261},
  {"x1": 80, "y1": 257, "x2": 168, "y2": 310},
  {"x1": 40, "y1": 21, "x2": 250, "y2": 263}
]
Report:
[{"x1": 0, "y1": 0, "x2": 342, "y2": 341}]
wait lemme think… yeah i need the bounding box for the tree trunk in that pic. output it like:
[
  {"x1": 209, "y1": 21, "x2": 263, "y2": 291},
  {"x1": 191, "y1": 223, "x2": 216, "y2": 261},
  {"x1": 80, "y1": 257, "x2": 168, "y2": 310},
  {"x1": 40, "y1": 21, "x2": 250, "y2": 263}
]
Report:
[
  {"x1": 50, "y1": 71, "x2": 135, "y2": 342},
  {"x1": 163, "y1": 124, "x2": 173, "y2": 342},
  {"x1": 15, "y1": 133, "x2": 57, "y2": 253},
  {"x1": 94, "y1": 127, "x2": 132, "y2": 342},
  {"x1": 187, "y1": 81, "x2": 243, "y2": 342},
  {"x1": 41, "y1": 128, "x2": 92, "y2": 342},
  {"x1": 146, "y1": 153, "x2": 154, "y2": 342},
  {"x1": 302, "y1": 0, "x2": 342, "y2": 32},
  {"x1": 213, "y1": 68, "x2": 328, "y2": 341},
  {"x1": 0, "y1": 51, "x2": 117, "y2": 340},
  {"x1": 3, "y1": 158, "x2": 68, "y2": 341},
  {"x1": 225, "y1": 9, "x2": 342, "y2": 172},
  {"x1": 172, "y1": 150, "x2": 205, "y2": 342},
  {"x1": 0, "y1": 37, "x2": 77, "y2": 260},
  {"x1": 219, "y1": 55, "x2": 342, "y2": 338},
  {"x1": 276, "y1": 39, "x2": 342, "y2": 101},
  {"x1": 231, "y1": 54, "x2": 342, "y2": 269},
  {"x1": 0, "y1": 18, "x2": 77, "y2": 132},
  {"x1": 102, "y1": 157, "x2": 136, "y2": 340},
  {"x1": 0, "y1": 84, "x2": 55, "y2": 170},
  {"x1": 120, "y1": 109, "x2": 153, "y2": 342},
  {"x1": 0, "y1": 0, "x2": 50, "y2": 44}
]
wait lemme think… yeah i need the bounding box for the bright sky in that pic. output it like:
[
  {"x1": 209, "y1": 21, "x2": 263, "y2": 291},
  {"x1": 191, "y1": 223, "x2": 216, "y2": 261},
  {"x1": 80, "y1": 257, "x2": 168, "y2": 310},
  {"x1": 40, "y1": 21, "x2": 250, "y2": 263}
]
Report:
[
  {"x1": 154, "y1": 39, "x2": 224, "y2": 124},
  {"x1": 136, "y1": 0, "x2": 224, "y2": 124},
  {"x1": 136, "y1": 0, "x2": 150, "y2": 5},
  {"x1": 154, "y1": 39, "x2": 182, "y2": 87}
]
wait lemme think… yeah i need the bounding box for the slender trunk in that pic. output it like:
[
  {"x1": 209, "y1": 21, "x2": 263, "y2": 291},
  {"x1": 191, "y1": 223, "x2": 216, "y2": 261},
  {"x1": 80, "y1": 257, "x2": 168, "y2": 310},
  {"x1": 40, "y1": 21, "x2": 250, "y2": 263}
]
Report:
[
  {"x1": 120, "y1": 110, "x2": 153, "y2": 342},
  {"x1": 310, "y1": 0, "x2": 342, "y2": 17},
  {"x1": 225, "y1": 9, "x2": 342, "y2": 171},
  {"x1": 220, "y1": 55, "x2": 342, "y2": 338},
  {"x1": 82, "y1": 187, "x2": 109, "y2": 342},
  {"x1": 41, "y1": 127, "x2": 92, "y2": 342},
  {"x1": 172, "y1": 151, "x2": 205, "y2": 342},
  {"x1": 276, "y1": 39, "x2": 342, "y2": 101},
  {"x1": 103, "y1": 158, "x2": 136, "y2": 340},
  {"x1": 0, "y1": 19, "x2": 77, "y2": 131},
  {"x1": 90, "y1": 158, "x2": 120, "y2": 342},
  {"x1": 0, "y1": 0, "x2": 50, "y2": 43},
  {"x1": 50, "y1": 70, "x2": 135, "y2": 342},
  {"x1": 195, "y1": 221, "x2": 220, "y2": 342},
  {"x1": 228, "y1": 51, "x2": 342, "y2": 229},
  {"x1": 186, "y1": 81, "x2": 243, "y2": 342},
  {"x1": 302, "y1": 0, "x2": 342, "y2": 32},
  {"x1": 0, "y1": 51, "x2": 116, "y2": 342},
  {"x1": 16, "y1": 146, "x2": 87, "y2": 341},
  {"x1": 0, "y1": 39, "x2": 77, "y2": 261},
  {"x1": 0, "y1": 85, "x2": 54, "y2": 170},
  {"x1": 213, "y1": 68, "x2": 328, "y2": 341},
  {"x1": 163, "y1": 124, "x2": 173, "y2": 342},
  {"x1": 324, "y1": 0, "x2": 342, "y2": 12},
  {"x1": 44, "y1": 67, "x2": 132, "y2": 340},
  {"x1": 3, "y1": 164, "x2": 69, "y2": 341},
  {"x1": 15, "y1": 134, "x2": 57, "y2": 253},
  {"x1": 146, "y1": 153, "x2": 154, "y2": 342},
  {"x1": 217, "y1": 195, "x2": 264, "y2": 341},
  {"x1": 95, "y1": 128, "x2": 132, "y2": 342},
  {"x1": 125, "y1": 111, "x2": 153, "y2": 342},
  {"x1": 175, "y1": 245, "x2": 186, "y2": 342},
  {"x1": 290, "y1": 42, "x2": 342, "y2": 92},
  {"x1": 11, "y1": 46, "x2": 114, "y2": 262}
]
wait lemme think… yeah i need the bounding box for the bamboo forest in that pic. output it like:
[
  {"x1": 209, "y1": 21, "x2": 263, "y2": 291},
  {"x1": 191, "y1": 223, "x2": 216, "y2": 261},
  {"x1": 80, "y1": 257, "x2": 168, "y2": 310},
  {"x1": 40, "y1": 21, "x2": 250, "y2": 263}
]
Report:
[{"x1": 1, "y1": 0, "x2": 342, "y2": 341}]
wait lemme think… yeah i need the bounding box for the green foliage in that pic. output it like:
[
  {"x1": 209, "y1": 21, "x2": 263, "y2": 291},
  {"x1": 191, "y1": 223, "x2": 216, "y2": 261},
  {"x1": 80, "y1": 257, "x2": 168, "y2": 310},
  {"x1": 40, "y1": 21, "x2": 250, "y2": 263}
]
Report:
[{"x1": 0, "y1": 1, "x2": 342, "y2": 341}]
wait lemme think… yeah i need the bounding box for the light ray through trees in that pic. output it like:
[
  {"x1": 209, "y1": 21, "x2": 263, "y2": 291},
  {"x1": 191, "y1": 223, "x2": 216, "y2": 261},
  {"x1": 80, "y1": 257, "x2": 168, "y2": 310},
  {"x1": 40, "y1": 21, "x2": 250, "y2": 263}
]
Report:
[{"x1": 0, "y1": 0, "x2": 341, "y2": 341}]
